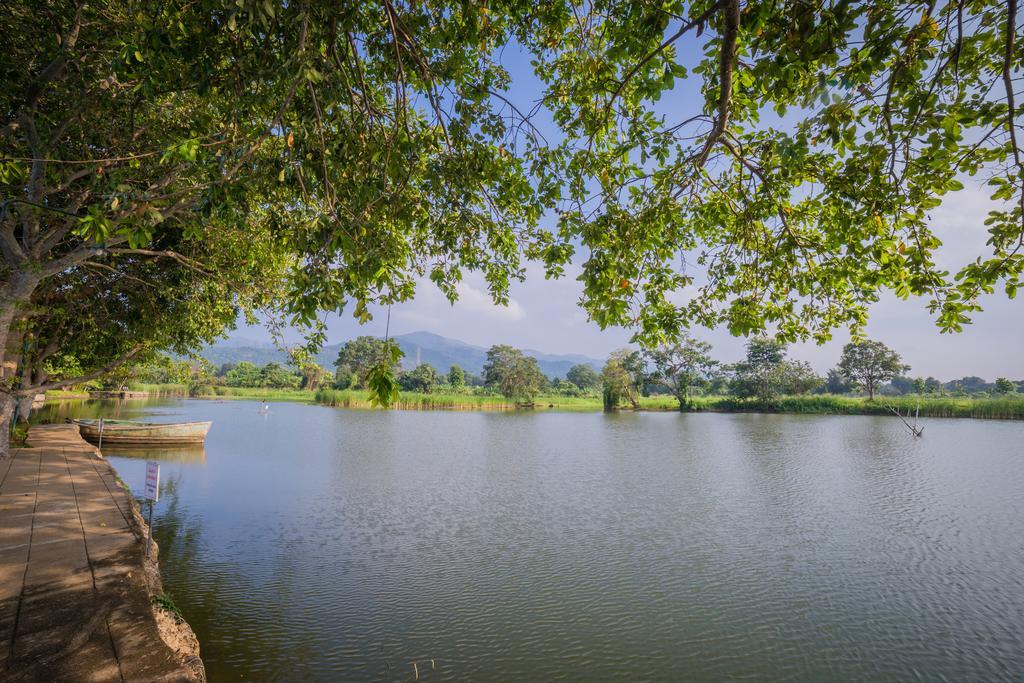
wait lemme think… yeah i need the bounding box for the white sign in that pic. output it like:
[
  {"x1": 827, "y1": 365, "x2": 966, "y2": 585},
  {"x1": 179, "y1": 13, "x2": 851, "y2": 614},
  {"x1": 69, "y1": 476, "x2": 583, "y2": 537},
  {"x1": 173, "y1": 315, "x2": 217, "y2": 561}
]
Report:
[{"x1": 144, "y1": 461, "x2": 160, "y2": 502}]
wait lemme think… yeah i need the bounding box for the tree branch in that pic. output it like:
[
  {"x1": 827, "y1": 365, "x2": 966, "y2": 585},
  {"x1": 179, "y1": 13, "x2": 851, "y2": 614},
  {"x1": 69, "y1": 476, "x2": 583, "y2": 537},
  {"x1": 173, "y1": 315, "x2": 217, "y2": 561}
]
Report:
[
  {"x1": 105, "y1": 248, "x2": 214, "y2": 275},
  {"x1": 605, "y1": 1, "x2": 723, "y2": 115},
  {"x1": 10, "y1": 344, "x2": 146, "y2": 396},
  {"x1": 693, "y1": 0, "x2": 740, "y2": 169},
  {"x1": 1002, "y1": 0, "x2": 1022, "y2": 183}
]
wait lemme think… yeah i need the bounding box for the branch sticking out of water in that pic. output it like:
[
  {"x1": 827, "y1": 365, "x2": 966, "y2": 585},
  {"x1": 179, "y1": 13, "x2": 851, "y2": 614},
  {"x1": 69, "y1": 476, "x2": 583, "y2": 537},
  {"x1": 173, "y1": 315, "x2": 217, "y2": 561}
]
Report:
[{"x1": 887, "y1": 403, "x2": 924, "y2": 437}]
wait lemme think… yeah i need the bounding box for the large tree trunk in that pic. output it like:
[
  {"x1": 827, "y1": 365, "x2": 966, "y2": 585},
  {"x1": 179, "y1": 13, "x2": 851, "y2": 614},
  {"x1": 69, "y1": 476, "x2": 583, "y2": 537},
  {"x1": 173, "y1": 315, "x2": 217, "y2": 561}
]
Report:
[
  {"x1": 0, "y1": 391, "x2": 15, "y2": 456},
  {"x1": 16, "y1": 394, "x2": 34, "y2": 425},
  {"x1": 0, "y1": 270, "x2": 41, "y2": 380},
  {"x1": 0, "y1": 271, "x2": 42, "y2": 453}
]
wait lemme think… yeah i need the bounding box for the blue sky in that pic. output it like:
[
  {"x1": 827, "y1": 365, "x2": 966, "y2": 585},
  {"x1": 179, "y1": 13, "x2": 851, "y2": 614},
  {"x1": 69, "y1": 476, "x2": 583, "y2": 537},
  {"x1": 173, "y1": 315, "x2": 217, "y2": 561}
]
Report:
[
  {"x1": 233, "y1": 28, "x2": 1023, "y2": 380},
  {"x1": 231, "y1": 176, "x2": 1022, "y2": 380}
]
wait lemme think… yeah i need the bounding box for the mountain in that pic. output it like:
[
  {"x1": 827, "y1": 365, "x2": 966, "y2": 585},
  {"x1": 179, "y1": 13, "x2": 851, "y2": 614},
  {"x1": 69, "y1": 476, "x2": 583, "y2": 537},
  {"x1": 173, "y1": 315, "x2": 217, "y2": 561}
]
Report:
[
  {"x1": 199, "y1": 331, "x2": 603, "y2": 378},
  {"x1": 198, "y1": 343, "x2": 289, "y2": 367}
]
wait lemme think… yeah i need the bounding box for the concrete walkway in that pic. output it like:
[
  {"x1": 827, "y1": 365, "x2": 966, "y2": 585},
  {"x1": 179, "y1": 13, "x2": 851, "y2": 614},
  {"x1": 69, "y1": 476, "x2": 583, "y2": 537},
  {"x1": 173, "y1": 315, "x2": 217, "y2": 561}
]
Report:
[{"x1": 0, "y1": 424, "x2": 193, "y2": 681}]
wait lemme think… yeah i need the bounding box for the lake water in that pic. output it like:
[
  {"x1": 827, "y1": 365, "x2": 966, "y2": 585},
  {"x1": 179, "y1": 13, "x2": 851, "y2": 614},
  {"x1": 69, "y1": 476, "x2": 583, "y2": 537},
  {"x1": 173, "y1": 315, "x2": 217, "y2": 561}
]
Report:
[{"x1": 37, "y1": 400, "x2": 1024, "y2": 681}]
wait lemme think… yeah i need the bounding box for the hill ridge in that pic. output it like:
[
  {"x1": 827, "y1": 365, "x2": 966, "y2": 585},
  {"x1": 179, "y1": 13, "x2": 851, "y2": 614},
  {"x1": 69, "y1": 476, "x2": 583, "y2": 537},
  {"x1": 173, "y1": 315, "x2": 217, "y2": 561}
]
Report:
[{"x1": 198, "y1": 331, "x2": 603, "y2": 378}]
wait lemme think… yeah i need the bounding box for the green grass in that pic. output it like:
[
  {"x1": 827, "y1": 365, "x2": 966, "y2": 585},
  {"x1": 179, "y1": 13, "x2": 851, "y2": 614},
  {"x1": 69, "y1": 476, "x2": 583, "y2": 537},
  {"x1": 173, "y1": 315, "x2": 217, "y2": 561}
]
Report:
[
  {"x1": 314, "y1": 388, "x2": 603, "y2": 411},
  {"x1": 192, "y1": 386, "x2": 313, "y2": 401},
  {"x1": 128, "y1": 382, "x2": 188, "y2": 396},
  {"x1": 125, "y1": 383, "x2": 314, "y2": 402},
  {"x1": 678, "y1": 394, "x2": 1024, "y2": 419},
  {"x1": 44, "y1": 389, "x2": 92, "y2": 399},
  {"x1": 153, "y1": 592, "x2": 184, "y2": 620},
  {"x1": 55, "y1": 381, "x2": 1024, "y2": 420},
  {"x1": 311, "y1": 388, "x2": 1024, "y2": 419},
  {"x1": 9, "y1": 423, "x2": 29, "y2": 447}
]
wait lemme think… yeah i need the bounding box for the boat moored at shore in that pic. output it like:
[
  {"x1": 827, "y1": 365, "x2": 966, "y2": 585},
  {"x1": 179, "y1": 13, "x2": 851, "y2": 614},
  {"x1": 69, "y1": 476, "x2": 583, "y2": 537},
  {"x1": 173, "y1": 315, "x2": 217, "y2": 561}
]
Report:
[{"x1": 73, "y1": 418, "x2": 212, "y2": 445}]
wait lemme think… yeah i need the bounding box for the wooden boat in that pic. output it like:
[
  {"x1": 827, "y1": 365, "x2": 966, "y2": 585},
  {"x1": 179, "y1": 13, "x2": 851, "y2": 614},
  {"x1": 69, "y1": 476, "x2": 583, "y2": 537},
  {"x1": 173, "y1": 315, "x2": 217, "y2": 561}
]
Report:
[{"x1": 73, "y1": 419, "x2": 212, "y2": 445}]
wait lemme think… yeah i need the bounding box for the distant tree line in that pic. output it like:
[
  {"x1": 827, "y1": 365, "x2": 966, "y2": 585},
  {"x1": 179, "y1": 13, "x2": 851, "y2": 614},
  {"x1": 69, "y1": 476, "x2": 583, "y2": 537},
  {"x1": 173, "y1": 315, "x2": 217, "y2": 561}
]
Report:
[
  {"x1": 114, "y1": 352, "x2": 331, "y2": 394},
  {"x1": 106, "y1": 335, "x2": 1021, "y2": 408},
  {"x1": 600, "y1": 335, "x2": 1023, "y2": 411},
  {"x1": 330, "y1": 337, "x2": 602, "y2": 405}
]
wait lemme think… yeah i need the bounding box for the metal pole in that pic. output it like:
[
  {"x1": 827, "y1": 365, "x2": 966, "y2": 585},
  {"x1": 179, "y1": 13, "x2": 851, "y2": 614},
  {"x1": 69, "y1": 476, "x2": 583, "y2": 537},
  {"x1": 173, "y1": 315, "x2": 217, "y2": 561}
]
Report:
[{"x1": 146, "y1": 500, "x2": 154, "y2": 558}]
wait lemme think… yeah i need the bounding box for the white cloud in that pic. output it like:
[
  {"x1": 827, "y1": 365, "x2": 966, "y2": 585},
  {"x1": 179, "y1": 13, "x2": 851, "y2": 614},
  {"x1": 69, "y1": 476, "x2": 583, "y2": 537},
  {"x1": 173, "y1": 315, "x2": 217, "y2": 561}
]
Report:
[
  {"x1": 453, "y1": 281, "x2": 526, "y2": 321},
  {"x1": 236, "y1": 174, "x2": 1022, "y2": 379}
]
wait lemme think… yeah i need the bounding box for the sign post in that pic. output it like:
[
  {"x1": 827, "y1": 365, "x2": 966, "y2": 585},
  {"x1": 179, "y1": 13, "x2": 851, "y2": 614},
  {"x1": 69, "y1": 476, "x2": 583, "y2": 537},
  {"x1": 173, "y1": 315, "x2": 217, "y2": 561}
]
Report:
[{"x1": 144, "y1": 461, "x2": 160, "y2": 558}]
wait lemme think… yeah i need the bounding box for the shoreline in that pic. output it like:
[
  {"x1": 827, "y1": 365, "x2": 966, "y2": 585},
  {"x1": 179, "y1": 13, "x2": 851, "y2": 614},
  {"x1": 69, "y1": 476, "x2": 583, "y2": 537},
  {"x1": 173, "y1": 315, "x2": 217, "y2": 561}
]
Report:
[
  {"x1": 0, "y1": 424, "x2": 205, "y2": 681},
  {"x1": 44, "y1": 386, "x2": 1024, "y2": 420}
]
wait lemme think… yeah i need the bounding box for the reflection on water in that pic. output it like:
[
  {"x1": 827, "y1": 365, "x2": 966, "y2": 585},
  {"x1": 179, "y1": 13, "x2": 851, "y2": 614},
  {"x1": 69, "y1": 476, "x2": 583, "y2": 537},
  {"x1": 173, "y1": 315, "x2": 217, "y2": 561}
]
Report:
[
  {"x1": 46, "y1": 399, "x2": 1024, "y2": 682},
  {"x1": 33, "y1": 397, "x2": 179, "y2": 422},
  {"x1": 99, "y1": 444, "x2": 207, "y2": 462}
]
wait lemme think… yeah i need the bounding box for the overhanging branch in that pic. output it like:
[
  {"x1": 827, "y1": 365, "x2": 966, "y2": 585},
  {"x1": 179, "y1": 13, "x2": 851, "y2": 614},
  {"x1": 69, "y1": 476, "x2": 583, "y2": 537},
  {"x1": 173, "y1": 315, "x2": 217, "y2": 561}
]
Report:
[{"x1": 9, "y1": 343, "x2": 146, "y2": 396}]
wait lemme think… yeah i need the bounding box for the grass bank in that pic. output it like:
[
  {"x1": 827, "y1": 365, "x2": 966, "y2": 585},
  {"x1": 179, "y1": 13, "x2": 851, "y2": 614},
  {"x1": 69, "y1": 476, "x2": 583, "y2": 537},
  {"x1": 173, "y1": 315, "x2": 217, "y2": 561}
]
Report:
[
  {"x1": 316, "y1": 390, "x2": 1024, "y2": 419},
  {"x1": 43, "y1": 389, "x2": 92, "y2": 400},
  {"x1": 682, "y1": 394, "x2": 1024, "y2": 420},
  {"x1": 157, "y1": 385, "x2": 311, "y2": 401},
  {"x1": 47, "y1": 383, "x2": 1024, "y2": 420},
  {"x1": 46, "y1": 383, "x2": 317, "y2": 402},
  {"x1": 314, "y1": 388, "x2": 602, "y2": 411}
]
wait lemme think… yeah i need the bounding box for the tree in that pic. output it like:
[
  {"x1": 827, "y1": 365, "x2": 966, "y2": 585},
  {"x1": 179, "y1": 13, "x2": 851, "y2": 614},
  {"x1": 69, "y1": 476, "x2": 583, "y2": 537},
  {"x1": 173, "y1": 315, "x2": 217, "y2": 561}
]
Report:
[
  {"x1": 994, "y1": 377, "x2": 1016, "y2": 395},
  {"x1": 259, "y1": 362, "x2": 301, "y2": 389},
  {"x1": 186, "y1": 359, "x2": 218, "y2": 397},
  {"x1": 837, "y1": 341, "x2": 908, "y2": 400},
  {"x1": 483, "y1": 345, "x2": 547, "y2": 404},
  {"x1": 332, "y1": 368, "x2": 355, "y2": 391},
  {"x1": 644, "y1": 335, "x2": 718, "y2": 410},
  {"x1": 565, "y1": 364, "x2": 600, "y2": 391},
  {"x1": 707, "y1": 372, "x2": 730, "y2": 396},
  {"x1": 601, "y1": 349, "x2": 640, "y2": 411},
  {"x1": 618, "y1": 350, "x2": 648, "y2": 397},
  {"x1": 288, "y1": 347, "x2": 330, "y2": 391},
  {"x1": 889, "y1": 376, "x2": 916, "y2": 396},
  {"x1": 0, "y1": 0, "x2": 560, "y2": 448},
  {"x1": 945, "y1": 376, "x2": 989, "y2": 394},
  {"x1": 924, "y1": 377, "x2": 943, "y2": 394},
  {"x1": 782, "y1": 361, "x2": 823, "y2": 396},
  {"x1": 334, "y1": 337, "x2": 397, "y2": 390},
  {"x1": 730, "y1": 339, "x2": 789, "y2": 404},
  {"x1": 128, "y1": 356, "x2": 191, "y2": 386},
  {"x1": 224, "y1": 362, "x2": 262, "y2": 388},
  {"x1": 6, "y1": 0, "x2": 1022, "y2": 450},
  {"x1": 912, "y1": 377, "x2": 926, "y2": 394},
  {"x1": 447, "y1": 365, "x2": 465, "y2": 390},
  {"x1": 825, "y1": 369, "x2": 853, "y2": 394},
  {"x1": 534, "y1": 0, "x2": 1024, "y2": 347},
  {"x1": 399, "y1": 364, "x2": 440, "y2": 393}
]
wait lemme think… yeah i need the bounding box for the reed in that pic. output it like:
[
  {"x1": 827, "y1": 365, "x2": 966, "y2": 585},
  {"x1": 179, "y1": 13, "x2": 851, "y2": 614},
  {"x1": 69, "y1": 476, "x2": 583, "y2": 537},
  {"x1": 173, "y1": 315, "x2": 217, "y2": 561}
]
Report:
[
  {"x1": 71, "y1": 382, "x2": 1024, "y2": 420},
  {"x1": 128, "y1": 382, "x2": 188, "y2": 396},
  {"x1": 198, "y1": 386, "x2": 313, "y2": 401},
  {"x1": 125, "y1": 383, "x2": 314, "y2": 401},
  {"x1": 314, "y1": 388, "x2": 603, "y2": 411},
  {"x1": 682, "y1": 394, "x2": 1024, "y2": 419}
]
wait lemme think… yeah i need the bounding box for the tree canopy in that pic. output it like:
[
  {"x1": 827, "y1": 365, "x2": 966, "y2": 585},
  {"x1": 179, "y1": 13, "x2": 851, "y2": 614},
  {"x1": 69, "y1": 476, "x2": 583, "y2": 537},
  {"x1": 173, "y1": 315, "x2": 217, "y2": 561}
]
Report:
[
  {"x1": 535, "y1": 0, "x2": 1024, "y2": 344},
  {"x1": 728, "y1": 338, "x2": 825, "y2": 403},
  {"x1": 399, "y1": 363, "x2": 440, "y2": 393},
  {"x1": 644, "y1": 335, "x2": 719, "y2": 410},
  {"x1": 3, "y1": 0, "x2": 1022, "y2": 445},
  {"x1": 837, "y1": 340, "x2": 908, "y2": 399},
  {"x1": 483, "y1": 345, "x2": 547, "y2": 404},
  {"x1": 447, "y1": 364, "x2": 466, "y2": 389},
  {"x1": 601, "y1": 349, "x2": 641, "y2": 411},
  {"x1": 334, "y1": 336, "x2": 402, "y2": 390},
  {"x1": 565, "y1": 363, "x2": 600, "y2": 390}
]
